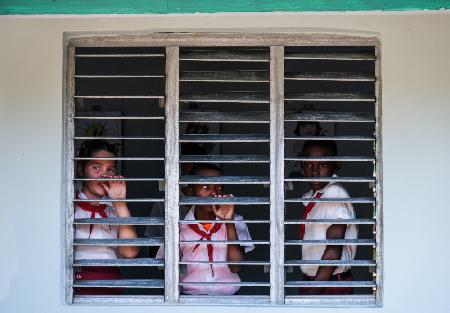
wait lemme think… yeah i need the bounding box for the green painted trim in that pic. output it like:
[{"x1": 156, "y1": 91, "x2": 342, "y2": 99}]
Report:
[{"x1": 1, "y1": 0, "x2": 449, "y2": 15}]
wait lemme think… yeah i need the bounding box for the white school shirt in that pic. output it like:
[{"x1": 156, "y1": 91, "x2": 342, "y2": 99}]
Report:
[
  {"x1": 156, "y1": 207, "x2": 254, "y2": 295},
  {"x1": 74, "y1": 191, "x2": 119, "y2": 260},
  {"x1": 301, "y1": 178, "x2": 358, "y2": 276}
]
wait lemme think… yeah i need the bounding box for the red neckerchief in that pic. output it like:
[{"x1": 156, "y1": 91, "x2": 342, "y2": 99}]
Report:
[
  {"x1": 187, "y1": 222, "x2": 223, "y2": 276},
  {"x1": 76, "y1": 192, "x2": 110, "y2": 238},
  {"x1": 299, "y1": 192, "x2": 323, "y2": 239}
]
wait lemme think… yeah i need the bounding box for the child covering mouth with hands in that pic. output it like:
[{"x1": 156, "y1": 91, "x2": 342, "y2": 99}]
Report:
[
  {"x1": 74, "y1": 140, "x2": 139, "y2": 295},
  {"x1": 157, "y1": 163, "x2": 254, "y2": 295}
]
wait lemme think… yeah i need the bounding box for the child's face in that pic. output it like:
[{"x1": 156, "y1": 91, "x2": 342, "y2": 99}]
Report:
[
  {"x1": 301, "y1": 145, "x2": 337, "y2": 191},
  {"x1": 81, "y1": 149, "x2": 116, "y2": 199},
  {"x1": 192, "y1": 168, "x2": 223, "y2": 197},
  {"x1": 191, "y1": 168, "x2": 223, "y2": 212}
]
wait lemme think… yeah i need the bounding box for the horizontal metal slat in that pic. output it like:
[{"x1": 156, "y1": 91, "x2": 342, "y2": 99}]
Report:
[
  {"x1": 285, "y1": 135, "x2": 374, "y2": 141},
  {"x1": 285, "y1": 239, "x2": 375, "y2": 246},
  {"x1": 284, "y1": 219, "x2": 375, "y2": 225},
  {"x1": 285, "y1": 52, "x2": 374, "y2": 61},
  {"x1": 284, "y1": 260, "x2": 376, "y2": 266},
  {"x1": 180, "y1": 134, "x2": 269, "y2": 143},
  {"x1": 74, "y1": 157, "x2": 164, "y2": 161},
  {"x1": 73, "y1": 296, "x2": 165, "y2": 305},
  {"x1": 285, "y1": 281, "x2": 375, "y2": 288},
  {"x1": 73, "y1": 279, "x2": 164, "y2": 289},
  {"x1": 75, "y1": 75, "x2": 164, "y2": 78},
  {"x1": 74, "y1": 238, "x2": 164, "y2": 246},
  {"x1": 180, "y1": 111, "x2": 269, "y2": 123},
  {"x1": 180, "y1": 155, "x2": 269, "y2": 163},
  {"x1": 285, "y1": 93, "x2": 375, "y2": 102},
  {"x1": 74, "y1": 136, "x2": 164, "y2": 140},
  {"x1": 180, "y1": 196, "x2": 270, "y2": 205},
  {"x1": 74, "y1": 258, "x2": 164, "y2": 267},
  {"x1": 74, "y1": 217, "x2": 165, "y2": 225},
  {"x1": 285, "y1": 156, "x2": 375, "y2": 162},
  {"x1": 75, "y1": 54, "x2": 165, "y2": 58},
  {"x1": 284, "y1": 295, "x2": 376, "y2": 306},
  {"x1": 180, "y1": 51, "x2": 269, "y2": 62},
  {"x1": 179, "y1": 281, "x2": 270, "y2": 287},
  {"x1": 180, "y1": 175, "x2": 270, "y2": 184},
  {"x1": 284, "y1": 112, "x2": 374, "y2": 123},
  {"x1": 180, "y1": 219, "x2": 269, "y2": 224},
  {"x1": 74, "y1": 198, "x2": 164, "y2": 203},
  {"x1": 285, "y1": 72, "x2": 374, "y2": 82},
  {"x1": 74, "y1": 178, "x2": 163, "y2": 182},
  {"x1": 180, "y1": 71, "x2": 269, "y2": 82},
  {"x1": 284, "y1": 177, "x2": 375, "y2": 183},
  {"x1": 284, "y1": 197, "x2": 375, "y2": 204},
  {"x1": 180, "y1": 240, "x2": 269, "y2": 245},
  {"x1": 74, "y1": 116, "x2": 164, "y2": 120},
  {"x1": 178, "y1": 296, "x2": 270, "y2": 305},
  {"x1": 179, "y1": 260, "x2": 270, "y2": 266},
  {"x1": 74, "y1": 95, "x2": 164, "y2": 99},
  {"x1": 180, "y1": 92, "x2": 269, "y2": 103}
]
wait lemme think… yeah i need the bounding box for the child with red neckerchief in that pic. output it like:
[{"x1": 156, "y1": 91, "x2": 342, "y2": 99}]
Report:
[
  {"x1": 157, "y1": 163, "x2": 254, "y2": 295},
  {"x1": 74, "y1": 140, "x2": 139, "y2": 295},
  {"x1": 299, "y1": 140, "x2": 357, "y2": 295}
]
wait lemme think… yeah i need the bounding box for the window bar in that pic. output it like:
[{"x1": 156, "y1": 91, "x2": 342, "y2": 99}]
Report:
[
  {"x1": 374, "y1": 43, "x2": 383, "y2": 306},
  {"x1": 74, "y1": 258, "x2": 164, "y2": 267},
  {"x1": 164, "y1": 46, "x2": 180, "y2": 303},
  {"x1": 164, "y1": 47, "x2": 179, "y2": 303},
  {"x1": 64, "y1": 45, "x2": 76, "y2": 304},
  {"x1": 74, "y1": 217, "x2": 165, "y2": 225},
  {"x1": 270, "y1": 46, "x2": 285, "y2": 305},
  {"x1": 75, "y1": 178, "x2": 163, "y2": 182},
  {"x1": 75, "y1": 53, "x2": 165, "y2": 58}
]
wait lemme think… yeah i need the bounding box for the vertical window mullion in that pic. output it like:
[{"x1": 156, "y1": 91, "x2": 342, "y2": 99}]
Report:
[
  {"x1": 65, "y1": 45, "x2": 76, "y2": 304},
  {"x1": 164, "y1": 46, "x2": 180, "y2": 303},
  {"x1": 269, "y1": 46, "x2": 285, "y2": 304},
  {"x1": 374, "y1": 44, "x2": 383, "y2": 306}
]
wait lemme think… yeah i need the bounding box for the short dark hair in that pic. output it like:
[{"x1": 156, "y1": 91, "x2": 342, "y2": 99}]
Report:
[
  {"x1": 301, "y1": 140, "x2": 338, "y2": 156},
  {"x1": 189, "y1": 163, "x2": 223, "y2": 176},
  {"x1": 180, "y1": 143, "x2": 208, "y2": 156},
  {"x1": 78, "y1": 139, "x2": 117, "y2": 158},
  {"x1": 76, "y1": 140, "x2": 117, "y2": 178}
]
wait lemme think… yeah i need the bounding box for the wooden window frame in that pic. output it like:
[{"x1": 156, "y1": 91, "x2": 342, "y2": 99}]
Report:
[{"x1": 64, "y1": 32, "x2": 382, "y2": 307}]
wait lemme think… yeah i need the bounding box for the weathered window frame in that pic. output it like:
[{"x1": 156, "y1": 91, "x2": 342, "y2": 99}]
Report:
[{"x1": 64, "y1": 32, "x2": 382, "y2": 307}]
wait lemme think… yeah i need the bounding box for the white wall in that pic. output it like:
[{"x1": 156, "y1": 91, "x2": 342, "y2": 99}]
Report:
[{"x1": 1, "y1": 12, "x2": 450, "y2": 313}]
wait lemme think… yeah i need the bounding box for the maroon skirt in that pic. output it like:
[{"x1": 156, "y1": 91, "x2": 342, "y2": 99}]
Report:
[{"x1": 74, "y1": 266, "x2": 122, "y2": 295}]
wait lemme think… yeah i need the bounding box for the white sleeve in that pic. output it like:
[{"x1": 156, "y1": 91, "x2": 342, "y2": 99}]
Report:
[
  {"x1": 324, "y1": 184, "x2": 355, "y2": 220},
  {"x1": 234, "y1": 214, "x2": 255, "y2": 253},
  {"x1": 156, "y1": 227, "x2": 186, "y2": 259},
  {"x1": 155, "y1": 244, "x2": 164, "y2": 259}
]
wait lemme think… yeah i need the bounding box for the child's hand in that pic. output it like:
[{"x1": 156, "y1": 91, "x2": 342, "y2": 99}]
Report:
[
  {"x1": 102, "y1": 175, "x2": 126, "y2": 200},
  {"x1": 211, "y1": 193, "x2": 235, "y2": 220}
]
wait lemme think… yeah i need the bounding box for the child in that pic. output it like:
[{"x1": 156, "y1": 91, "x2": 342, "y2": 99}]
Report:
[
  {"x1": 157, "y1": 163, "x2": 254, "y2": 295},
  {"x1": 144, "y1": 143, "x2": 207, "y2": 240},
  {"x1": 299, "y1": 140, "x2": 357, "y2": 295},
  {"x1": 74, "y1": 140, "x2": 139, "y2": 295}
]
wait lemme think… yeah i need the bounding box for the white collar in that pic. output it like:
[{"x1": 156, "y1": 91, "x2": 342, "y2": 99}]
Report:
[
  {"x1": 184, "y1": 206, "x2": 222, "y2": 233},
  {"x1": 305, "y1": 173, "x2": 339, "y2": 197},
  {"x1": 185, "y1": 206, "x2": 220, "y2": 221},
  {"x1": 184, "y1": 206, "x2": 196, "y2": 220},
  {"x1": 77, "y1": 190, "x2": 111, "y2": 206}
]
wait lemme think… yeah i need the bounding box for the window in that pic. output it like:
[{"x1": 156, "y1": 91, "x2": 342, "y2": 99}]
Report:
[{"x1": 65, "y1": 32, "x2": 382, "y2": 306}]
